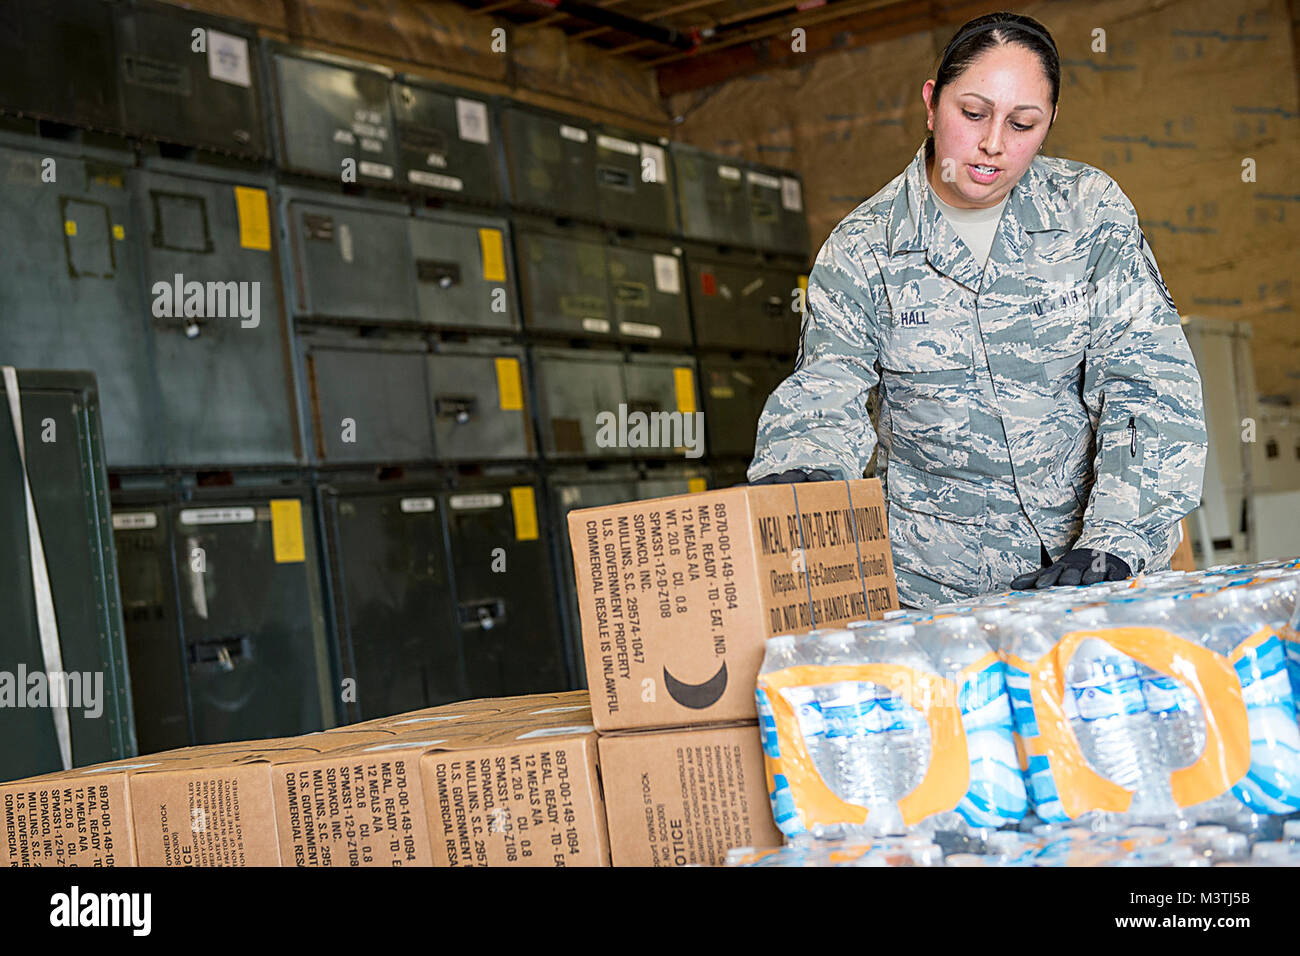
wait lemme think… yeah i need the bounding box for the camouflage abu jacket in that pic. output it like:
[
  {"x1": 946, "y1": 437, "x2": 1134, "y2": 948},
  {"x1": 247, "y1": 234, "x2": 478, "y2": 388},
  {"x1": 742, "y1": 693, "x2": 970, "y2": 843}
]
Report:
[{"x1": 749, "y1": 140, "x2": 1207, "y2": 608}]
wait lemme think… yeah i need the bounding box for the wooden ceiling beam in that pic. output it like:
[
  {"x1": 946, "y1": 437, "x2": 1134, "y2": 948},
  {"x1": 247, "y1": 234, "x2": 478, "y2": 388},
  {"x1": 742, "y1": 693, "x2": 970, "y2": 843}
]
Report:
[{"x1": 654, "y1": 0, "x2": 1003, "y2": 96}]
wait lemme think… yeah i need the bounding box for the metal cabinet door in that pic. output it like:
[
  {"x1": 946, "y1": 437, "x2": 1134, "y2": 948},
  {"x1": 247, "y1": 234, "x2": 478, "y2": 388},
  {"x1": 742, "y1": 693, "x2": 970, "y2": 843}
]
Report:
[
  {"x1": 112, "y1": 497, "x2": 191, "y2": 754},
  {"x1": 621, "y1": 354, "x2": 703, "y2": 460},
  {"x1": 532, "y1": 349, "x2": 626, "y2": 460},
  {"x1": 684, "y1": 251, "x2": 750, "y2": 350},
  {"x1": 443, "y1": 482, "x2": 567, "y2": 697},
  {"x1": 501, "y1": 104, "x2": 598, "y2": 219},
  {"x1": 391, "y1": 79, "x2": 501, "y2": 205},
  {"x1": 408, "y1": 210, "x2": 519, "y2": 332},
  {"x1": 516, "y1": 223, "x2": 612, "y2": 339},
  {"x1": 268, "y1": 45, "x2": 398, "y2": 185},
  {"x1": 171, "y1": 493, "x2": 334, "y2": 744},
  {"x1": 114, "y1": 1, "x2": 268, "y2": 158},
  {"x1": 595, "y1": 125, "x2": 677, "y2": 234},
  {"x1": 0, "y1": 0, "x2": 120, "y2": 131},
  {"x1": 320, "y1": 484, "x2": 463, "y2": 722},
  {"x1": 301, "y1": 336, "x2": 435, "y2": 464},
  {"x1": 698, "y1": 355, "x2": 784, "y2": 458},
  {"x1": 606, "y1": 239, "x2": 691, "y2": 346},
  {"x1": 135, "y1": 166, "x2": 298, "y2": 465},
  {"x1": 746, "y1": 164, "x2": 809, "y2": 257},
  {"x1": 0, "y1": 141, "x2": 160, "y2": 467},
  {"x1": 686, "y1": 251, "x2": 793, "y2": 353},
  {"x1": 284, "y1": 193, "x2": 416, "y2": 322},
  {"x1": 671, "y1": 144, "x2": 752, "y2": 247},
  {"x1": 428, "y1": 343, "x2": 533, "y2": 461},
  {"x1": 1, "y1": 372, "x2": 134, "y2": 781}
]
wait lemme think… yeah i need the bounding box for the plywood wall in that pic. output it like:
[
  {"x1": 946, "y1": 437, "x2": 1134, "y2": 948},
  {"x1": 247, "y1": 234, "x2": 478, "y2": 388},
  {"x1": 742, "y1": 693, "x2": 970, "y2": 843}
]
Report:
[{"x1": 666, "y1": 0, "x2": 1300, "y2": 405}]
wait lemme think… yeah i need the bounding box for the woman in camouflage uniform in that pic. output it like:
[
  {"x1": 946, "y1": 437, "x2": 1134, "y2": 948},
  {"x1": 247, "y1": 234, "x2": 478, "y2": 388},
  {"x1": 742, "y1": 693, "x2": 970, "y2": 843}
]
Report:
[{"x1": 749, "y1": 12, "x2": 1207, "y2": 609}]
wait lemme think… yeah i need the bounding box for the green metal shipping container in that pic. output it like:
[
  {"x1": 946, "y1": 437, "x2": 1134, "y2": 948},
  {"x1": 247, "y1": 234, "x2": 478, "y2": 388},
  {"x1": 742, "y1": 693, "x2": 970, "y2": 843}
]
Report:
[{"x1": 0, "y1": 370, "x2": 135, "y2": 782}]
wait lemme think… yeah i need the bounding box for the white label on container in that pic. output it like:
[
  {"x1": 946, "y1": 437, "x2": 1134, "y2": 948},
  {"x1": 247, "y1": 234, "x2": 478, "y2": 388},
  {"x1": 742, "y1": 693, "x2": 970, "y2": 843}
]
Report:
[
  {"x1": 359, "y1": 161, "x2": 394, "y2": 180},
  {"x1": 332, "y1": 129, "x2": 356, "y2": 145},
  {"x1": 362, "y1": 739, "x2": 447, "y2": 752},
  {"x1": 450, "y1": 492, "x2": 505, "y2": 510},
  {"x1": 597, "y1": 134, "x2": 639, "y2": 155},
  {"x1": 112, "y1": 512, "x2": 158, "y2": 530},
  {"x1": 746, "y1": 170, "x2": 781, "y2": 190},
  {"x1": 456, "y1": 97, "x2": 490, "y2": 144},
  {"x1": 516, "y1": 725, "x2": 595, "y2": 740},
  {"x1": 639, "y1": 143, "x2": 666, "y2": 183},
  {"x1": 400, "y1": 497, "x2": 436, "y2": 513},
  {"x1": 530, "y1": 705, "x2": 589, "y2": 714},
  {"x1": 179, "y1": 507, "x2": 255, "y2": 526},
  {"x1": 559, "y1": 124, "x2": 589, "y2": 143},
  {"x1": 620, "y1": 321, "x2": 662, "y2": 338},
  {"x1": 652, "y1": 253, "x2": 681, "y2": 294},
  {"x1": 207, "y1": 30, "x2": 251, "y2": 88},
  {"x1": 780, "y1": 176, "x2": 803, "y2": 212},
  {"x1": 338, "y1": 223, "x2": 354, "y2": 263},
  {"x1": 582, "y1": 317, "x2": 611, "y2": 333},
  {"x1": 408, "y1": 169, "x2": 463, "y2": 191},
  {"x1": 718, "y1": 164, "x2": 741, "y2": 181}
]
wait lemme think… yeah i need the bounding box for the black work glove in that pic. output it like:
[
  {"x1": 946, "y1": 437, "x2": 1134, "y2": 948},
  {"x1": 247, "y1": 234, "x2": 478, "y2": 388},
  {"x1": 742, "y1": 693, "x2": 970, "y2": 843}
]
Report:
[
  {"x1": 1010, "y1": 548, "x2": 1132, "y2": 589},
  {"x1": 748, "y1": 468, "x2": 837, "y2": 486}
]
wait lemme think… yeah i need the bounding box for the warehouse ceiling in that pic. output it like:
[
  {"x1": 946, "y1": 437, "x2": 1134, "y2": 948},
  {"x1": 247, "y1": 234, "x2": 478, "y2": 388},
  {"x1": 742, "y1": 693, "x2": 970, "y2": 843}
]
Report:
[{"x1": 449, "y1": 0, "x2": 1007, "y2": 95}]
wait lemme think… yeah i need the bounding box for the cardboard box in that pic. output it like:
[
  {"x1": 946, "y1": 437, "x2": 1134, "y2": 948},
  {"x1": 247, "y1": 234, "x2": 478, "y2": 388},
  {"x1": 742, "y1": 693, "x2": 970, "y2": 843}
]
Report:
[
  {"x1": 272, "y1": 706, "x2": 606, "y2": 866},
  {"x1": 0, "y1": 751, "x2": 205, "y2": 866},
  {"x1": 420, "y1": 723, "x2": 607, "y2": 867},
  {"x1": 597, "y1": 723, "x2": 778, "y2": 867},
  {"x1": 127, "y1": 731, "x2": 400, "y2": 867},
  {"x1": 568, "y1": 478, "x2": 897, "y2": 731},
  {"x1": 0, "y1": 735, "x2": 365, "y2": 866}
]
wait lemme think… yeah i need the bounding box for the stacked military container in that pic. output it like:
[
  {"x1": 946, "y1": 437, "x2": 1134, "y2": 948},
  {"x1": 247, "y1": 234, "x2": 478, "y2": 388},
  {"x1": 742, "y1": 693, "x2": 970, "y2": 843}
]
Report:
[{"x1": 0, "y1": 0, "x2": 813, "y2": 761}]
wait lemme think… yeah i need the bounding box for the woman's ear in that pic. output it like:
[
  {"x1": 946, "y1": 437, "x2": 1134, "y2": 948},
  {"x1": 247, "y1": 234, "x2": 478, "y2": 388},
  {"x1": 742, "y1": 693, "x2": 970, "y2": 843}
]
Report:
[{"x1": 921, "y1": 79, "x2": 937, "y2": 129}]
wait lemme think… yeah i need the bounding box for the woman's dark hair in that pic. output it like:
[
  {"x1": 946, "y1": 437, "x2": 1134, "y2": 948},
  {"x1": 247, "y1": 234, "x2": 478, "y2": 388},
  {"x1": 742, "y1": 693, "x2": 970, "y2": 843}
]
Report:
[{"x1": 925, "y1": 12, "x2": 1060, "y2": 157}]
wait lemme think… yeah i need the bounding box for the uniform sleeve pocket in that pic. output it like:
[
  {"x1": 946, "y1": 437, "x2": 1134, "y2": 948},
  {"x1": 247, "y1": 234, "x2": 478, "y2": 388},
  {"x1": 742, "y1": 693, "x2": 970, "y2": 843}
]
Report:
[{"x1": 1089, "y1": 413, "x2": 1157, "y2": 525}]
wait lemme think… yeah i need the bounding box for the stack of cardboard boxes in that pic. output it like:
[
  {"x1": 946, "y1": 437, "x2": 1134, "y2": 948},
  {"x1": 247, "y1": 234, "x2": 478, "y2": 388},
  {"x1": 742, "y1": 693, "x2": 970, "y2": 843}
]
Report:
[
  {"x1": 567, "y1": 479, "x2": 899, "y2": 866},
  {"x1": 1, "y1": 480, "x2": 897, "y2": 867},
  {"x1": 1, "y1": 694, "x2": 609, "y2": 867}
]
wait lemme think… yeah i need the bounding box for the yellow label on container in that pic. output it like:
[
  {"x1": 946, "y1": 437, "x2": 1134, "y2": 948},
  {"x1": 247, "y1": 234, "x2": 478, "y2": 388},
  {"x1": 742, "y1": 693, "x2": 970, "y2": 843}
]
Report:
[
  {"x1": 269, "y1": 499, "x2": 306, "y2": 563},
  {"x1": 479, "y1": 228, "x2": 506, "y2": 281},
  {"x1": 510, "y1": 486, "x2": 538, "y2": 541},
  {"x1": 112, "y1": 224, "x2": 125, "y2": 240},
  {"x1": 235, "y1": 186, "x2": 271, "y2": 251},
  {"x1": 64, "y1": 220, "x2": 77, "y2": 236},
  {"x1": 673, "y1": 367, "x2": 696, "y2": 414},
  {"x1": 688, "y1": 478, "x2": 707, "y2": 493},
  {"x1": 495, "y1": 356, "x2": 523, "y2": 410}
]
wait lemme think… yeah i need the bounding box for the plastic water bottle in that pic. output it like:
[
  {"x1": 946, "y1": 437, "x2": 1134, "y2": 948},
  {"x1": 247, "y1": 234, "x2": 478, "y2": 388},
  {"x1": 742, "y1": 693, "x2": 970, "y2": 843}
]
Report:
[
  {"x1": 914, "y1": 614, "x2": 1026, "y2": 828},
  {"x1": 812, "y1": 631, "x2": 893, "y2": 819},
  {"x1": 1062, "y1": 607, "x2": 1176, "y2": 822},
  {"x1": 860, "y1": 624, "x2": 935, "y2": 822},
  {"x1": 762, "y1": 634, "x2": 829, "y2": 776},
  {"x1": 1189, "y1": 584, "x2": 1300, "y2": 816},
  {"x1": 1115, "y1": 597, "x2": 1206, "y2": 772},
  {"x1": 1209, "y1": 832, "x2": 1248, "y2": 863}
]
